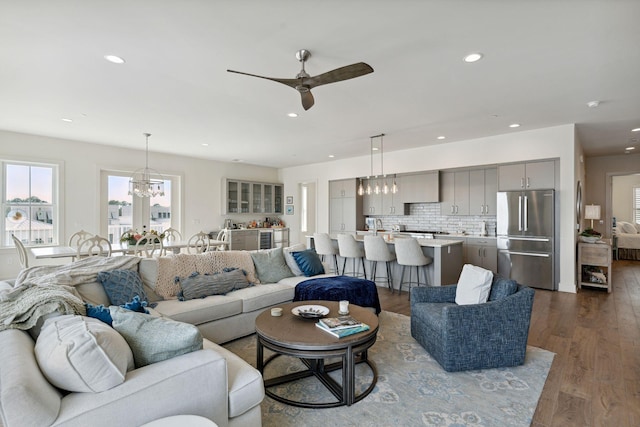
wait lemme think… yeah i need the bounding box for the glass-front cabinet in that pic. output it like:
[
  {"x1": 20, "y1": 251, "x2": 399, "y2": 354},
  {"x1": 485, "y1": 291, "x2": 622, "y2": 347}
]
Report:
[{"x1": 224, "y1": 179, "x2": 283, "y2": 215}]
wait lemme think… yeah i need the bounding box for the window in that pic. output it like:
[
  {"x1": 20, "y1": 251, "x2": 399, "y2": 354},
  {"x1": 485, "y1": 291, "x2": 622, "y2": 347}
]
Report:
[
  {"x1": 634, "y1": 187, "x2": 640, "y2": 224},
  {"x1": 102, "y1": 170, "x2": 180, "y2": 243},
  {"x1": 2, "y1": 161, "x2": 58, "y2": 247}
]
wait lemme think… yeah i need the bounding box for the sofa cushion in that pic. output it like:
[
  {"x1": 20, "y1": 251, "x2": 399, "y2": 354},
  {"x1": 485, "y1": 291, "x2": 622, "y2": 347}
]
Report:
[
  {"x1": 35, "y1": 315, "x2": 134, "y2": 393},
  {"x1": 97, "y1": 269, "x2": 149, "y2": 306},
  {"x1": 250, "y1": 247, "x2": 294, "y2": 283},
  {"x1": 283, "y1": 243, "x2": 306, "y2": 276},
  {"x1": 110, "y1": 306, "x2": 203, "y2": 368},
  {"x1": 0, "y1": 329, "x2": 62, "y2": 427},
  {"x1": 455, "y1": 264, "x2": 493, "y2": 305},
  {"x1": 488, "y1": 277, "x2": 519, "y2": 301},
  {"x1": 230, "y1": 283, "x2": 296, "y2": 313},
  {"x1": 154, "y1": 251, "x2": 259, "y2": 299},
  {"x1": 176, "y1": 269, "x2": 250, "y2": 300},
  {"x1": 154, "y1": 295, "x2": 243, "y2": 325},
  {"x1": 292, "y1": 249, "x2": 325, "y2": 277}
]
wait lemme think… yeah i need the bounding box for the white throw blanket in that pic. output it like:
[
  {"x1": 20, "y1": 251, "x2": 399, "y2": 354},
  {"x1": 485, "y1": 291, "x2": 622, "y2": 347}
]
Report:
[
  {"x1": 0, "y1": 283, "x2": 86, "y2": 331},
  {"x1": 15, "y1": 255, "x2": 140, "y2": 288}
]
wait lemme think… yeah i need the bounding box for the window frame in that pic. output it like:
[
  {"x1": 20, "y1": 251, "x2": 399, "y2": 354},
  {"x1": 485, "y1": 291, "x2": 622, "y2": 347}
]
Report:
[
  {"x1": 633, "y1": 186, "x2": 640, "y2": 225},
  {"x1": 1, "y1": 159, "x2": 61, "y2": 248}
]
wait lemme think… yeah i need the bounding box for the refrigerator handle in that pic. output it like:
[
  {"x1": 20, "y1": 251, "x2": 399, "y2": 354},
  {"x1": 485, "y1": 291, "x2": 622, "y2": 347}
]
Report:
[
  {"x1": 523, "y1": 195, "x2": 528, "y2": 231},
  {"x1": 518, "y1": 196, "x2": 523, "y2": 231}
]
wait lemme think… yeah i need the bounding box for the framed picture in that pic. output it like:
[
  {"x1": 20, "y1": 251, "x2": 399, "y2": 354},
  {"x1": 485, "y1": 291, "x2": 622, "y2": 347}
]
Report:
[
  {"x1": 285, "y1": 205, "x2": 294, "y2": 215},
  {"x1": 286, "y1": 196, "x2": 293, "y2": 204}
]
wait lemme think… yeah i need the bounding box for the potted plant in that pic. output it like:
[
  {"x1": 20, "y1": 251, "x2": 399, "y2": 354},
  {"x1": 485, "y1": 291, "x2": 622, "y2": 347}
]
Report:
[{"x1": 580, "y1": 228, "x2": 602, "y2": 243}]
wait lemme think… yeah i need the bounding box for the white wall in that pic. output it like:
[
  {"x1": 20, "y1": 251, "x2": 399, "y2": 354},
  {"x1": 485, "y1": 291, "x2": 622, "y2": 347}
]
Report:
[
  {"x1": 0, "y1": 130, "x2": 278, "y2": 279},
  {"x1": 280, "y1": 124, "x2": 578, "y2": 293}
]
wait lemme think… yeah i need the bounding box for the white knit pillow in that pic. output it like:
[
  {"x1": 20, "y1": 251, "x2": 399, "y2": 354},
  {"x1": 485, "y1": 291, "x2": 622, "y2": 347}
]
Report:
[
  {"x1": 35, "y1": 315, "x2": 134, "y2": 393},
  {"x1": 455, "y1": 264, "x2": 494, "y2": 305}
]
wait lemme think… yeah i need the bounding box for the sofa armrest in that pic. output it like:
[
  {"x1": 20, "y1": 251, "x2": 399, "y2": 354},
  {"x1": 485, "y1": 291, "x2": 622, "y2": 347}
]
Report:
[
  {"x1": 55, "y1": 349, "x2": 230, "y2": 427},
  {"x1": 410, "y1": 285, "x2": 457, "y2": 306}
]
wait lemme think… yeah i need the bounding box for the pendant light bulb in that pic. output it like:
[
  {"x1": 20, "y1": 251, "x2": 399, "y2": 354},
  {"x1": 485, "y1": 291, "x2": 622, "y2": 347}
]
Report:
[{"x1": 358, "y1": 179, "x2": 364, "y2": 196}]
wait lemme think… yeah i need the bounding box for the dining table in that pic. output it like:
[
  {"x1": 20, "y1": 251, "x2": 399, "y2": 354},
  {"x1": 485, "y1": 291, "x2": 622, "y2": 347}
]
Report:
[{"x1": 30, "y1": 239, "x2": 226, "y2": 260}]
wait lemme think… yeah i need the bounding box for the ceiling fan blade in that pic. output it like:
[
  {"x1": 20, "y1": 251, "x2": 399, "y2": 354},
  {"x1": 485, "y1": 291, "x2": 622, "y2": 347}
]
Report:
[
  {"x1": 227, "y1": 69, "x2": 300, "y2": 89},
  {"x1": 301, "y1": 90, "x2": 315, "y2": 110},
  {"x1": 306, "y1": 62, "x2": 374, "y2": 89}
]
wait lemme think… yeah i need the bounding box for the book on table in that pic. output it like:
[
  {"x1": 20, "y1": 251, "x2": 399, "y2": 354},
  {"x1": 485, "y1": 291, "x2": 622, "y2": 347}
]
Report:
[{"x1": 316, "y1": 316, "x2": 370, "y2": 338}]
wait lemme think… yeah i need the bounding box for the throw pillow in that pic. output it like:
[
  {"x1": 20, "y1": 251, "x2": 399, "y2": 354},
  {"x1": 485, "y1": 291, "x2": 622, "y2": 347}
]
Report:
[
  {"x1": 250, "y1": 247, "x2": 294, "y2": 283},
  {"x1": 617, "y1": 221, "x2": 638, "y2": 234},
  {"x1": 455, "y1": 264, "x2": 494, "y2": 305},
  {"x1": 175, "y1": 269, "x2": 249, "y2": 300},
  {"x1": 34, "y1": 315, "x2": 134, "y2": 393},
  {"x1": 97, "y1": 269, "x2": 149, "y2": 306},
  {"x1": 85, "y1": 295, "x2": 150, "y2": 326},
  {"x1": 292, "y1": 249, "x2": 325, "y2": 277},
  {"x1": 488, "y1": 277, "x2": 519, "y2": 301},
  {"x1": 283, "y1": 243, "x2": 306, "y2": 276},
  {"x1": 110, "y1": 306, "x2": 203, "y2": 368}
]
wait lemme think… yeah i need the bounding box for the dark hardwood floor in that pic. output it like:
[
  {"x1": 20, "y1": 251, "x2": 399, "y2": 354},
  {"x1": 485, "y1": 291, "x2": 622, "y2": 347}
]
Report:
[{"x1": 376, "y1": 260, "x2": 640, "y2": 427}]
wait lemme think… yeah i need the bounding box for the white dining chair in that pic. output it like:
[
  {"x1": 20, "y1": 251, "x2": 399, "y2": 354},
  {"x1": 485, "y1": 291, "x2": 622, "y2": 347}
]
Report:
[
  {"x1": 187, "y1": 231, "x2": 211, "y2": 254},
  {"x1": 364, "y1": 235, "x2": 396, "y2": 292},
  {"x1": 162, "y1": 227, "x2": 182, "y2": 254},
  {"x1": 394, "y1": 237, "x2": 433, "y2": 299},
  {"x1": 134, "y1": 232, "x2": 164, "y2": 258},
  {"x1": 68, "y1": 229, "x2": 92, "y2": 247},
  {"x1": 214, "y1": 229, "x2": 228, "y2": 251},
  {"x1": 11, "y1": 234, "x2": 29, "y2": 269},
  {"x1": 76, "y1": 235, "x2": 112, "y2": 259}
]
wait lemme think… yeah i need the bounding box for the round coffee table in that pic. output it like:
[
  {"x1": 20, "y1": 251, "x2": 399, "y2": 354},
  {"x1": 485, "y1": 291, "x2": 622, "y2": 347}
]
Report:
[{"x1": 255, "y1": 300, "x2": 379, "y2": 408}]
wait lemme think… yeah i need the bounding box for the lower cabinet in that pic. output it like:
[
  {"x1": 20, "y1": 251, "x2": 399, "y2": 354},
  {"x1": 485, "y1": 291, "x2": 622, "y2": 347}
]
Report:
[
  {"x1": 226, "y1": 229, "x2": 259, "y2": 251},
  {"x1": 465, "y1": 238, "x2": 497, "y2": 273}
]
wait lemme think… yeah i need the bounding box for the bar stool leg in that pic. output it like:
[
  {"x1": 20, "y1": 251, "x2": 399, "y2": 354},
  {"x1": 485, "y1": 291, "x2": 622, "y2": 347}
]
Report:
[{"x1": 386, "y1": 261, "x2": 393, "y2": 292}]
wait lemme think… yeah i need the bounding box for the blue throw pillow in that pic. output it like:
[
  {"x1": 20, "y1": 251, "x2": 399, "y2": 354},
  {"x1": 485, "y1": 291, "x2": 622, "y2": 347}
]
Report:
[
  {"x1": 97, "y1": 269, "x2": 149, "y2": 306},
  {"x1": 488, "y1": 277, "x2": 519, "y2": 301},
  {"x1": 292, "y1": 249, "x2": 325, "y2": 277},
  {"x1": 85, "y1": 296, "x2": 149, "y2": 326}
]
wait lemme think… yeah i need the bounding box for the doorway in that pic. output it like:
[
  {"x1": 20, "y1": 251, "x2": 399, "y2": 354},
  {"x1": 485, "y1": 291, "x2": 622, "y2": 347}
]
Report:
[{"x1": 298, "y1": 182, "x2": 316, "y2": 245}]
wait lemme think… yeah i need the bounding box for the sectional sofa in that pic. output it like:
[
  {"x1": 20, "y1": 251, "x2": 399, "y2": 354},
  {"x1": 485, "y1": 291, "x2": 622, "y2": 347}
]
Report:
[{"x1": 0, "y1": 245, "x2": 335, "y2": 427}]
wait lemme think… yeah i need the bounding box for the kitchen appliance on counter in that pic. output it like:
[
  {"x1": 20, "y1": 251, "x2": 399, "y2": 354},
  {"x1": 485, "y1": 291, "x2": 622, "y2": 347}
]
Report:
[
  {"x1": 497, "y1": 190, "x2": 556, "y2": 290},
  {"x1": 391, "y1": 224, "x2": 406, "y2": 232}
]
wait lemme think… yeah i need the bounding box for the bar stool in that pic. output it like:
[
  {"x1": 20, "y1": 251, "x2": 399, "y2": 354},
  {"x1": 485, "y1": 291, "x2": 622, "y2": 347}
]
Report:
[
  {"x1": 313, "y1": 233, "x2": 339, "y2": 274},
  {"x1": 364, "y1": 235, "x2": 396, "y2": 292},
  {"x1": 337, "y1": 233, "x2": 367, "y2": 279},
  {"x1": 394, "y1": 237, "x2": 433, "y2": 298}
]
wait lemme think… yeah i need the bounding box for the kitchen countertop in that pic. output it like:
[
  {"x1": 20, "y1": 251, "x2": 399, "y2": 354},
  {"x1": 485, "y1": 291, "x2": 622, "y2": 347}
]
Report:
[
  {"x1": 333, "y1": 234, "x2": 463, "y2": 247},
  {"x1": 357, "y1": 230, "x2": 495, "y2": 240}
]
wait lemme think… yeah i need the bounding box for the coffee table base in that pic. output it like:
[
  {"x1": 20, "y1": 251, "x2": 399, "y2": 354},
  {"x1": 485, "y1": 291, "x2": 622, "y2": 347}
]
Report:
[{"x1": 258, "y1": 338, "x2": 378, "y2": 408}]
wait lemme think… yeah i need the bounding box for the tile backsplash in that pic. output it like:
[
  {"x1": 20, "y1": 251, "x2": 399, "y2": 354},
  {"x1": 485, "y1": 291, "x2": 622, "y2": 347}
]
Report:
[{"x1": 372, "y1": 203, "x2": 497, "y2": 236}]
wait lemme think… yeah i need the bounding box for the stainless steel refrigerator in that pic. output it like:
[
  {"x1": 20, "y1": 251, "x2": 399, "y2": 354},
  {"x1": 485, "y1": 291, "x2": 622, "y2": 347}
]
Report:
[{"x1": 496, "y1": 190, "x2": 556, "y2": 290}]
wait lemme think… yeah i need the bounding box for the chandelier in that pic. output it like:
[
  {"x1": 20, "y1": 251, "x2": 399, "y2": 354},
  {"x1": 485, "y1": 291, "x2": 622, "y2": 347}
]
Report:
[
  {"x1": 358, "y1": 133, "x2": 397, "y2": 196},
  {"x1": 128, "y1": 133, "x2": 165, "y2": 198}
]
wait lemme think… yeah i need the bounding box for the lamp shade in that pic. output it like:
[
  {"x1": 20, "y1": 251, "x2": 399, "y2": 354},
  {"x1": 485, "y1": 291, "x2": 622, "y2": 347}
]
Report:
[{"x1": 584, "y1": 204, "x2": 601, "y2": 220}]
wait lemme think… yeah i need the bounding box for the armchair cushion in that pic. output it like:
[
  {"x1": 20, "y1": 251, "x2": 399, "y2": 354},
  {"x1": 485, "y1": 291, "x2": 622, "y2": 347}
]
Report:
[{"x1": 455, "y1": 264, "x2": 493, "y2": 305}]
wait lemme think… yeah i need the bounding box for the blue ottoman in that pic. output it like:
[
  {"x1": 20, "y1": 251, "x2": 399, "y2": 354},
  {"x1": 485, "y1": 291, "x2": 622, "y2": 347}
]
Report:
[{"x1": 293, "y1": 276, "x2": 381, "y2": 314}]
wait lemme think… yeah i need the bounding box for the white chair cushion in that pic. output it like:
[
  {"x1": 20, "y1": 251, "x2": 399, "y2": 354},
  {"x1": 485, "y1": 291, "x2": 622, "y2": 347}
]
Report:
[
  {"x1": 35, "y1": 315, "x2": 134, "y2": 393},
  {"x1": 455, "y1": 264, "x2": 494, "y2": 305}
]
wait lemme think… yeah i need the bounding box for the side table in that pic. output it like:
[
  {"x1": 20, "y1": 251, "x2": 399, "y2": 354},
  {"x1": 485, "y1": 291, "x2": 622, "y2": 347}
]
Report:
[{"x1": 577, "y1": 241, "x2": 612, "y2": 293}]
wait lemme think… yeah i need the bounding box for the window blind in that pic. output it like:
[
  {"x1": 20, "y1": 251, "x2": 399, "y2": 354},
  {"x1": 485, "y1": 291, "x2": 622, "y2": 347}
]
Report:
[{"x1": 634, "y1": 187, "x2": 640, "y2": 224}]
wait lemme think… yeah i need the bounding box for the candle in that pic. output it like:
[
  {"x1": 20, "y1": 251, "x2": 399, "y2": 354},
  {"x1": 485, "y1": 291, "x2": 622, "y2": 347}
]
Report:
[{"x1": 339, "y1": 300, "x2": 349, "y2": 314}]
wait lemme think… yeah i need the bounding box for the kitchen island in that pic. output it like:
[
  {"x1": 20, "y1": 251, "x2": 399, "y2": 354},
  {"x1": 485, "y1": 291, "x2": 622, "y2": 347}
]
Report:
[{"x1": 306, "y1": 234, "x2": 464, "y2": 289}]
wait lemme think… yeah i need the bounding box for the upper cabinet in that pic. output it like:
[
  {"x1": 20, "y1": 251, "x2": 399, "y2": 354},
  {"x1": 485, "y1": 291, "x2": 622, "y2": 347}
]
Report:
[
  {"x1": 361, "y1": 177, "x2": 402, "y2": 215},
  {"x1": 330, "y1": 179, "x2": 357, "y2": 198},
  {"x1": 398, "y1": 172, "x2": 439, "y2": 204},
  {"x1": 469, "y1": 168, "x2": 497, "y2": 215},
  {"x1": 498, "y1": 160, "x2": 555, "y2": 191},
  {"x1": 329, "y1": 179, "x2": 362, "y2": 233},
  {"x1": 440, "y1": 171, "x2": 470, "y2": 215},
  {"x1": 224, "y1": 179, "x2": 283, "y2": 214}
]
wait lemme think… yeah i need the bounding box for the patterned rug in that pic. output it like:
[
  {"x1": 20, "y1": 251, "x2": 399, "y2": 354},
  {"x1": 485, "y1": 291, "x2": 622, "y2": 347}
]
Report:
[{"x1": 224, "y1": 311, "x2": 554, "y2": 427}]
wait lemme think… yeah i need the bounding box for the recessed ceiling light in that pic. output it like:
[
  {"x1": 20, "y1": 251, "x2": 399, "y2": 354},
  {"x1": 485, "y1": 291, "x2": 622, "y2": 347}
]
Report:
[
  {"x1": 509, "y1": 123, "x2": 521, "y2": 128},
  {"x1": 201, "y1": 143, "x2": 209, "y2": 147},
  {"x1": 632, "y1": 127, "x2": 640, "y2": 132},
  {"x1": 231, "y1": 159, "x2": 243, "y2": 162},
  {"x1": 626, "y1": 146, "x2": 636, "y2": 150},
  {"x1": 287, "y1": 112, "x2": 298, "y2": 118},
  {"x1": 328, "y1": 154, "x2": 335, "y2": 158},
  {"x1": 61, "y1": 118, "x2": 73, "y2": 122},
  {"x1": 463, "y1": 53, "x2": 483, "y2": 63},
  {"x1": 437, "y1": 136, "x2": 446, "y2": 140},
  {"x1": 587, "y1": 101, "x2": 600, "y2": 108},
  {"x1": 372, "y1": 147, "x2": 379, "y2": 151},
  {"x1": 104, "y1": 55, "x2": 125, "y2": 64}
]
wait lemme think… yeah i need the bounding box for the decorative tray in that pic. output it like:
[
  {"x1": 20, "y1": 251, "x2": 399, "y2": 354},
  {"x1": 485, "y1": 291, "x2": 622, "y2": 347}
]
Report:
[{"x1": 291, "y1": 305, "x2": 329, "y2": 319}]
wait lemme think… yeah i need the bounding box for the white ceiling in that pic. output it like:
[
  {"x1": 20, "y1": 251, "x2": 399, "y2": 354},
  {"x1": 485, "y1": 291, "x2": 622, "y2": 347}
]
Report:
[{"x1": 1, "y1": 1, "x2": 639, "y2": 168}]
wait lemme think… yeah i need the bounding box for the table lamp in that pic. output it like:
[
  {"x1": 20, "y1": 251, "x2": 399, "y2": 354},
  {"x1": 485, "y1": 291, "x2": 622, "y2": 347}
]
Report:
[{"x1": 584, "y1": 204, "x2": 601, "y2": 229}]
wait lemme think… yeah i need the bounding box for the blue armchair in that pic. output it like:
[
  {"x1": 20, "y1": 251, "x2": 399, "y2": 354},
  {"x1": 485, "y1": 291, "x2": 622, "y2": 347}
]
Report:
[{"x1": 410, "y1": 277, "x2": 535, "y2": 372}]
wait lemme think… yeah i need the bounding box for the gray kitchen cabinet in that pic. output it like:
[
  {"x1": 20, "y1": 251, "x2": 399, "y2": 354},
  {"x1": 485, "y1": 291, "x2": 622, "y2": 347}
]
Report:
[
  {"x1": 225, "y1": 180, "x2": 251, "y2": 214},
  {"x1": 440, "y1": 171, "x2": 470, "y2": 215},
  {"x1": 498, "y1": 160, "x2": 555, "y2": 191},
  {"x1": 469, "y1": 168, "x2": 497, "y2": 215},
  {"x1": 225, "y1": 179, "x2": 283, "y2": 214},
  {"x1": 226, "y1": 229, "x2": 259, "y2": 250},
  {"x1": 399, "y1": 172, "x2": 439, "y2": 204},
  {"x1": 465, "y1": 238, "x2": 497, "y2": 273},
  {"x1": 329, "y1": 179, "x2": 362, "y2": 233},
  {"x1": 362, "y1": 178, "x2": 401, "y2": 216}
]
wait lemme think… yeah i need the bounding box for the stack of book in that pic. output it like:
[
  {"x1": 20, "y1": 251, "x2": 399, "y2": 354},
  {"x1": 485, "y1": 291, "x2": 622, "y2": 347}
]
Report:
[{"x1": 315, "y1": 315, "x2": 370, "y2": 338}]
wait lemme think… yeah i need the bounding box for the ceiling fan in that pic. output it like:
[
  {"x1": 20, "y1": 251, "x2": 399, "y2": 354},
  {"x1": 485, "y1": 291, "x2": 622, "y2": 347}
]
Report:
[{"x1": 227, "y1": 49, "x2": 374, "y2": 111}]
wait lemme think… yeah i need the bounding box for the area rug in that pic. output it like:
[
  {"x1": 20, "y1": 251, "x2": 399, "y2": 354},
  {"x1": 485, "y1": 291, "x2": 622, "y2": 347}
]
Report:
[{"x1": 224, "y1": 311, "x2": 554, "y2": 427}]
